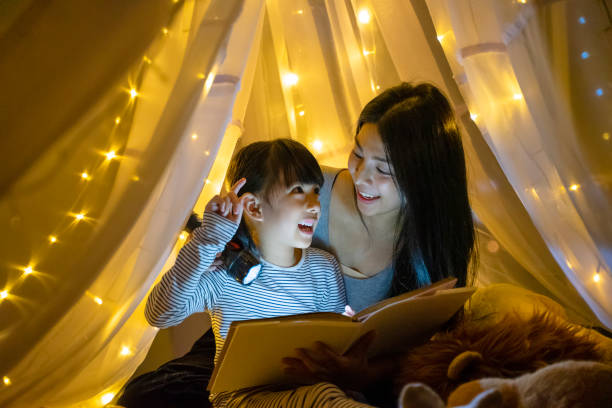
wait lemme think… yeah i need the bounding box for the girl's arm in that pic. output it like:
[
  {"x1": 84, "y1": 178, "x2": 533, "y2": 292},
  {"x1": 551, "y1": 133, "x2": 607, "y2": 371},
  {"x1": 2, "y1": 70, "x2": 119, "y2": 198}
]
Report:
[{"x1": 145, "y1": 211, "x2": 238, "y2": 328}]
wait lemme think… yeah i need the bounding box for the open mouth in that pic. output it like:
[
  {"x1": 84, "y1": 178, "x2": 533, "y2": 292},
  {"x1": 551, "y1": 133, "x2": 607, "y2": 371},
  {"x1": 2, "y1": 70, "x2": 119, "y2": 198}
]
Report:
[
  {"x1": 297, "y1": 220, "x2": 316, "y2": 235},
  {"x1": 357, "y1": 189, "x2": 381, "y2": 203}
]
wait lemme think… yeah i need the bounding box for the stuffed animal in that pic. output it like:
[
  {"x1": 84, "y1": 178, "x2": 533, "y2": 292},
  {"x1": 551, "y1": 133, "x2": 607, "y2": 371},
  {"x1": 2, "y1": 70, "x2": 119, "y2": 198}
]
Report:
[
  {"x1": 394, "y1": 310, "x2": 607, "y2": 401},
  {"x1": 398, "y1": 360, "x2": 612, "y2": 408},
  {"x1": 398, "y1": 382, "x2": 499, "y2": 408}
]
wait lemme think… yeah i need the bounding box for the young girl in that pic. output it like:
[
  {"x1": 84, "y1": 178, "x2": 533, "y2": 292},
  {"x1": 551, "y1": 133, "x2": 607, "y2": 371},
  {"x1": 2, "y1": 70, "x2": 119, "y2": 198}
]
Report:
[{"x1": 144, "y1": 138, "x2": 347, "y2": 366}]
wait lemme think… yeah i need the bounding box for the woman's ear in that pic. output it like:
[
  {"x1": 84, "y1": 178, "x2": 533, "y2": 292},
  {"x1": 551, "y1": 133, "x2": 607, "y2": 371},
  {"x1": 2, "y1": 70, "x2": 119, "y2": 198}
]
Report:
[{"x1": 242, "y1": 193, "x2": 264, "y2": 222}]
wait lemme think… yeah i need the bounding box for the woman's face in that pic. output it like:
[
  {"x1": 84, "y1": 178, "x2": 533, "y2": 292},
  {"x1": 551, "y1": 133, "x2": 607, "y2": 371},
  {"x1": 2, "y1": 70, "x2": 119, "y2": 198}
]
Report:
[{"x1": 348, "y1": 123, "x2": 402, "y2": 217}]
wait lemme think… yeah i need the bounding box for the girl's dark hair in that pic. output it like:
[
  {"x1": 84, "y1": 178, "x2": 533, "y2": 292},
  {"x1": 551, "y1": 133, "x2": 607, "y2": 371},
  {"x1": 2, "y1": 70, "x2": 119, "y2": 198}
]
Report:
[
  {"x1": 224, "y1": 138, "x2": 324, "y2": 255},
  {"x1": 357, "y1": 82, "x2": 477, "y2": 295}
]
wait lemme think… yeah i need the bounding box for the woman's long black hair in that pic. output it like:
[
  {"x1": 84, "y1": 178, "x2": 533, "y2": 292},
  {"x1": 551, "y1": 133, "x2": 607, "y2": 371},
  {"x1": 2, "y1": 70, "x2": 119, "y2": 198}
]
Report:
[{"x1": 357, "y1": 83, "x2": 477, "y2": 295}]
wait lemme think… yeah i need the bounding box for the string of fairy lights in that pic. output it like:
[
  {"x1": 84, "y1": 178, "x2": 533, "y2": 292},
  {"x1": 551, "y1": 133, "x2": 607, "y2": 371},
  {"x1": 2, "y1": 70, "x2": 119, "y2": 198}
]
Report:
[
  {"x1": 434, "y1": 0, "x2": 607, "y2": 285},
  {"x1": 0, "y1": 1, "x2": 194, "y2": 402},
  {"x1": 1, "y1": 0, "x2": 607, "y2": 404},
  {"x1": 283, "y1": 3, "x2": 381, "y2": 159},
  {"x1": 569, "y1": 6, "x2": 609, "y2": 282},
  {"x1": 0, "y1": 2, "x2": 379, "y2": 403}
]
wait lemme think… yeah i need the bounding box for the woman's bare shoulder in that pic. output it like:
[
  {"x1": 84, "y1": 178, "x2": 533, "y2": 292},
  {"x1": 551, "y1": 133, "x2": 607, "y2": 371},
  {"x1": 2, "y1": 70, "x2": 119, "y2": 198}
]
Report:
[
  {"x1": 320, "y1": 165, "x2": 344, "y2": 177},
  {"x1": 329, "y1": 169, "x2": 354, "y2": 206}
]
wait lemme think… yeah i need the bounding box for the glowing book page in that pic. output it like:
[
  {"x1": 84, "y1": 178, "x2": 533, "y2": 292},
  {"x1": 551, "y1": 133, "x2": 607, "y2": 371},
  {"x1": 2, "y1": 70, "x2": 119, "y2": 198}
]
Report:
[{"x1": 208, "y1": 316, "x2": 359, "y2": 394}]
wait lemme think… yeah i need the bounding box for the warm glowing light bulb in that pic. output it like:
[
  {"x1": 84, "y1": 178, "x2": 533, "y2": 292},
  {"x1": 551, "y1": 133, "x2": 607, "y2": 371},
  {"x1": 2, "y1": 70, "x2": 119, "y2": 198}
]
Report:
[
  {"x1": 81, "y1": 172, "x2": 90, "y2": 180},
  {"x1": 437, "y1": 34, "x2": 445, "y2": 42},
  {"x1": 486, "y1": 240, "x2": 500, "y2": 253},
  {"x1": 94, "y1": 296, "x2": 103, "y2": 305},
  {"x1": 49, "y1": 235, "x2": 57, "y2": 243},
  {"x1": 130, "y1": 88, "x2": 138, "y2": 99},
  {"x1": 106, "y1": 151, "x2": 116, "y2": 160},
  {"x1": 518, "y1": 0, "x2": 527, "y2": 4},
  {"x1": 204, "y1": 150, "x2": 210, "y2": 156},
  {"x1": 179, "y1": 232, "x2": 187, "y2": 240},
  {"x1": 297, "y1": 9, "x2": 304, "y2": 14},
  {"x1": 594, "y1": 273, "x2": 600, "y2": 283},
  {"x1": 513, "y1": 93, "x2": 523, "y2": 100},
  {"x1": 2, "y1": 376, "x2": 10, "y2": 386},
  {"x1": 24, "y1": 266, "x2": 33, "y2": 275},
  {"x1": 298, "y1": 110, "x2": 305, "y2": 117},
  {"x1": 204, "y1": 72, "x2": 216, "y2": 92},
  {"x1": 192, "y1": 133, "x2": 198, "y2": 140},
  {"x1": 358, "y1": 9, "x2": 371, "y2": 24},
  {"x1": 115, "y1": 116, "x2": 121, "y2": 125},
  {"x1": 75, "y1": 213, "x2": 85, "y2": 221},
  {"x1": 312, "y1": 140, "x2": 323, "y2": 152},
  {"x1": 162, "y1": 27, "x2": 169, "y2": 35},
  {"x1": 569, "y1": 184, "x2": 580, "y2": 191},
  {"x1": 100, "y1": 392, "x2": 115, "y2": 405},
  {"x1": 205, "y1": 179, "x2": 211, "y2": 184},
  {"x1": 363, "y1": 49, "x2": 374, "y2": 56},
  {"x1": 282, "y1": 73, "x2": 299, "y2": 87},
  {"x1": 1, "y1": 290, "x2": 8, "y2": 299},
  {"x1": 120, "y1": 346, "x2": 132, "y2": 356}
]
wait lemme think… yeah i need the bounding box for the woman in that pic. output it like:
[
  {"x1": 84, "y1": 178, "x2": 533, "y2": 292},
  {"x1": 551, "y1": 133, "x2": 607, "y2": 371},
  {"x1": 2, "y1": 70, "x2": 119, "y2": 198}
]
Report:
[
  {"x1": 278, "y1": 82, "x2": 476, "y2": 405},
  {"x1": 118, "y1": 82, "x2": 477, "y2": 408},
  {"x1": 314, "y1": 82, "x2": 475, "y2": 311}
]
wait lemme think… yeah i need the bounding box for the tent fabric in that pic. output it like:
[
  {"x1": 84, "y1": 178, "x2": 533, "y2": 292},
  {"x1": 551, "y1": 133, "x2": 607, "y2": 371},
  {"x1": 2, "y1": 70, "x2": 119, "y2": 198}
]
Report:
[
  {"x1": 0, "y1": 0, "x2": 609, "y2": 406},
  {"x1": 427, "y1": 0, "x2": 612, "y2": 327}
]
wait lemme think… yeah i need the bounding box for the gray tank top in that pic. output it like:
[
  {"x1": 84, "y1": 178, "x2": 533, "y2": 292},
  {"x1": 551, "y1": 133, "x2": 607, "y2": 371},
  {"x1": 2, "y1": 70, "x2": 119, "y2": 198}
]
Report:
[{"x1": 312, "y1": 167, "x2": 394, "y2": 312}]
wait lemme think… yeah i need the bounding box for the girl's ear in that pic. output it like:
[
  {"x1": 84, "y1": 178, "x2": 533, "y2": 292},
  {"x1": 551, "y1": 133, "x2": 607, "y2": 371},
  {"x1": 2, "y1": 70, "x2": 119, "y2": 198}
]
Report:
[{"x1": 242, "y1": 193, "x2": 264, "y2": 222}]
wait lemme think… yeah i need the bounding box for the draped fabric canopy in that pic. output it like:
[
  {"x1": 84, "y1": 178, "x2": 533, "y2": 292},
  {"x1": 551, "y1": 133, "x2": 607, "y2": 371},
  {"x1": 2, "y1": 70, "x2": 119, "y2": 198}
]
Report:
[{"x1": 0, "y1": 0, "x2": 609, "y2": 406}]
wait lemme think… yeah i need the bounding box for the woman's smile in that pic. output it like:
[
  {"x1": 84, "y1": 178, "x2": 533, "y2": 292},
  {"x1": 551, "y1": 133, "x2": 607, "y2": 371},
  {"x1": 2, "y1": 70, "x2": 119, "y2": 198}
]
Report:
[
  {"x1": 348, "y1": 123, "x2": 401, "y2": 217},
  {"x1": 356, "y1": 188, "x2": 381, "y2": 203}
]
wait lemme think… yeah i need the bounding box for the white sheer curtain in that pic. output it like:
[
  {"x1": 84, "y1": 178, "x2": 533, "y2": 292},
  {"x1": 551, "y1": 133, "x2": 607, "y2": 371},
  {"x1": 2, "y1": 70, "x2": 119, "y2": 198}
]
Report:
[
  {"x1": 238, "y1": 0, "x2": 609, "y2": 328},
  {"x1": 423, "y1": 0, "x2": 611, "y2": 327},
  {"x1": 1, "y1": 0, "x2": 610, "y2": 406},
  {"x1": 0, "y1": 1, "x2": 263, "y2": 406}
]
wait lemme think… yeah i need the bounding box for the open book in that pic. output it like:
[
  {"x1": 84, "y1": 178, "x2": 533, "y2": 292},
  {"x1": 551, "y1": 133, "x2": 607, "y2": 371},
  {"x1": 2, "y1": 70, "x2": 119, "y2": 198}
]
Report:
[{"x1": 208, "y1": 277, "x2": 475, "y2": 394}]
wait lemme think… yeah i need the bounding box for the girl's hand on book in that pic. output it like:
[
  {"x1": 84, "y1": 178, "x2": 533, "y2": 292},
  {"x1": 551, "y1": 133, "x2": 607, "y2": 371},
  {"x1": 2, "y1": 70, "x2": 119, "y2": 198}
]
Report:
[
  {"x1": 341, "y1": 305, "x2": 356, "y2": 317},
  {"x1": 205, "y1": 178, "x2": 247, "y2": 224},
  {"x1": 282, "y1": 330, "x2": 376, "y2": 390}
]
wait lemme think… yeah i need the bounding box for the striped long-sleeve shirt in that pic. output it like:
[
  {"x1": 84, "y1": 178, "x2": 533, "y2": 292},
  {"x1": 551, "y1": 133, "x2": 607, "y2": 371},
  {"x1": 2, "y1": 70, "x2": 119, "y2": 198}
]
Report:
[{"x1": 145, "y1": 211, "x2": 347, "y2": 362}]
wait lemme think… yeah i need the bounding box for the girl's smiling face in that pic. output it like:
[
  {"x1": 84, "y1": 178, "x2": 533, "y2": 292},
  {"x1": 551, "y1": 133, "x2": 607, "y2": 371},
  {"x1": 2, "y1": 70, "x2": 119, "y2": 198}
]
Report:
[
  {"x1": 259, "y1": 181, "x2": 321, "y2": 250},
  {"x1": 348, "y1": 123, "x2": 402, "y2": 217}
]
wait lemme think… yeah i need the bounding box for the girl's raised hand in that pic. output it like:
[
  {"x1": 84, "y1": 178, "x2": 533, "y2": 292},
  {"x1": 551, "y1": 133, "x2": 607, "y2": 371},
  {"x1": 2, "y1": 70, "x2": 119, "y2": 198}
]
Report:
[{"x1": 205, "y1": 178, "x2": 247, "y2": 224}]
